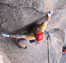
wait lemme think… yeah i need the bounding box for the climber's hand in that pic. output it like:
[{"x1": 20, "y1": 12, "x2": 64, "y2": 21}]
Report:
[
  {"x1": 1, "y1": 34, "x2": 10, "y2": 37},
  {"x1": 48, "y1": 10, "x2": 53, "y2": 17}
]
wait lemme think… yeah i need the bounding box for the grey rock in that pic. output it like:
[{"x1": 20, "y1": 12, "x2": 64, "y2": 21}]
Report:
[{"x1": 0, "y1": 0, "x2": 66, "y2": 63}]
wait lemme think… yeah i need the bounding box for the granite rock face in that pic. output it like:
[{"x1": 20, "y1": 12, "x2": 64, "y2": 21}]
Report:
[{"x1": 0, "y1": 0, "x2": 66, "y2": 63}]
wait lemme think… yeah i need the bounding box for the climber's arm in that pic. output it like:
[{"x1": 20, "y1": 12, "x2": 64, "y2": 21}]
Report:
[
  {"x1": 10, "y1": 34, "x2": 36, "y2": 40},
  {"x1": 40, "y1": 10, "x2": 53, "y2": 32},
  {"x1": 1, "y1": 33, "x2": 35, "y2": 40},
  {"x1": 40, "y1": 21, "x2": 49, "y2": 32},
  {"x1": 10, "y1": 33, "x2": 35, "y2": 40}
]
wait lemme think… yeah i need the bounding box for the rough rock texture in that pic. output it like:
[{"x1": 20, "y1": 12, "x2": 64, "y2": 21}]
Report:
[{"x1": 0, "y1": 0, "x2": 66, "y2": 63}]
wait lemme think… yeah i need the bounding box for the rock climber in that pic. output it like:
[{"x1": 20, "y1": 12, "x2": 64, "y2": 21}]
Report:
[{"x1": 1, "y1": 10, "x2": 53, "y2": 49}]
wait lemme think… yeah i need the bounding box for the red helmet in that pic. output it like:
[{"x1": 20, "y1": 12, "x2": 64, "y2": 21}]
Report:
[{"x1": 35, "y1": 32, "x2": 44, "y2": 41}]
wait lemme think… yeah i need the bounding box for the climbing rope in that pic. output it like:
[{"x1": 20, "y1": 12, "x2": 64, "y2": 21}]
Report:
[
  {"x1": 45, "y1": 28, "x2": 65, "y2": 63},
  {"x1": 46, "y1": 31, "x2": 50, "y2": 63}
]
